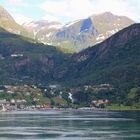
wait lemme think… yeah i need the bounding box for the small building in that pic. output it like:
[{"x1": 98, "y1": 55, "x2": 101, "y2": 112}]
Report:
[
  {"x1": 10, "y1": 99, "x2": 16, "y2": 105},
  {"x1": 11, "y1": 53, "x2": 23, "y2": 57},
  {"x1": 0, "y1": 99, "x2": 7, "y2": 105},
  {"x1": 92, "y1": 99, "x2": 109, "y2": 108},
  {"x1": 49, "y1": 84, "x2": 61, "y2": 89}
]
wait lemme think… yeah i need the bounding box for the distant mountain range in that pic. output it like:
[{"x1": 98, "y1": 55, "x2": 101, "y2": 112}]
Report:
[
  {"x1": 23, "y1": 20, "x2": 62, "y2": 42},
  {"x1": 0, "y1": 5, "x2": 135, "y2": 52},
  {"x1": 23, "y1": 12, "x2": 134, "y2": 51}
]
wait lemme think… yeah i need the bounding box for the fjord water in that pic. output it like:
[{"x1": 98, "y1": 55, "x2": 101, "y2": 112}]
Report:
[{"x1": 0, "y1": 110, "x2": 140, "y2": 140}]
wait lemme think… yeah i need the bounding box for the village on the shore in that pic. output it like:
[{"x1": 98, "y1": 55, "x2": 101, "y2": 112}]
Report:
[{"x1": 0, "y1": 84, "x2": 112, "y2": 111}]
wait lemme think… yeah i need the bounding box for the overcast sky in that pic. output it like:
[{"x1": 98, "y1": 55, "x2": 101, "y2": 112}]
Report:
[{"x1": 0, "y1": 0, "x2": 140, "y2": 25}]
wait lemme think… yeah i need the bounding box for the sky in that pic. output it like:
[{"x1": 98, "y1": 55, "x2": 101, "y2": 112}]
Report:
[{"x1": 0, "y1": 0, "x2": 140, "y2": 25}]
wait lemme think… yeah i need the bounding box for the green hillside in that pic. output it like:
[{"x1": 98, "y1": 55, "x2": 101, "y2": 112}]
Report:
[
  {"x1": 56, "y1": 24, "x2": 140, "y2": 105},
  {"x1": 0, "y1": 29, "x2": 68, "y2": 85},
  {"x1": 0, "y1": 24, "x2": 140, "y2": 106}
]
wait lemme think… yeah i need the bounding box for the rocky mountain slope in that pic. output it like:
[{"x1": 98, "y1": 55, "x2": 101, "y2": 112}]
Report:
[
  {"x1": 24, "y1": 12, "x2": 134, "y2": 51},
  {"x1": 51, "y1": 18, "x2": 99, "y2": 51},
  {"x1": 91, "y1": 12, "x2": 134, "y2": 39},
  {"x1": 0, "y1": 5, "x2": 135, "y2": 52},
  {"x1": 23, "y1": 20, "x2": 62, "y2": 42}
]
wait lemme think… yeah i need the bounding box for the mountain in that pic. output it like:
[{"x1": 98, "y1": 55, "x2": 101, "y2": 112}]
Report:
[
  {"x1": 0, "y1": 5, "x2": 32, "y2": 38},
  {"x1": 52, "y1": 18, "x2": 99, "y2": 51},
  {"x1": 0, "y1": 5, "x2": 135, "y2": 52},
  {"x1": 23, "y1": 20, "x2": 62, "y2": 42},
  {"x1": 24, "y1": 12, "x2": 134, "y2": 51},
  {"x1": 53, "y1": 12, "x2": 134, "y2": 51},
  {"x1": 91, "y1": 12, "x2": 134, "y2": 37},
  {"x1": 91, "y1": 12, "x2": 135, "y2": 43},
  {"x1": 0, "y1": 24, "x2": 140, "y2": 105},
  {"x1": 0, "y1": 28, "x2": 68, "y2": 84},
  {"x1": 54, "y1": 24, "x2": 140, "y2": 100},
  {"x1": 0, "y1": 23, "x2": 140, "y2": 88}
]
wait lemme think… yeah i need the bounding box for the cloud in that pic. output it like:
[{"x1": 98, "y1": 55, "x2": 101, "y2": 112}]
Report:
[
  {"x1": 39, "y1": 0, "x2": 140, "y2": 22},
  {"x1": 42, "y1": 14, "x2": 60, "y2": 22},
  {"x1": 7, "y1": 0, "x2": 28, "y2": 7},
  {"x1": 89, "y1": 0, "x2": 139, "y2": 21},
  {"x1": 3, "y1": 0, "x2": 140, "y2": 24},
  {"x1": 40, "y1": 0, "x2": 93, "y2": 21},
  {"x1": 11, "y1": 13, "x2": 32, "y2": 25}
]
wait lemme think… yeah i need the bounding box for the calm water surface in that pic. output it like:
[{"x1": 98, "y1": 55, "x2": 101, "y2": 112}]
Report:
[{"x1": 0, "y1": 110, "x2": 140, "y2": 140}]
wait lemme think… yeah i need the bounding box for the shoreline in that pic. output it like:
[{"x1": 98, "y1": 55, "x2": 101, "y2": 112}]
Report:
[{"x1": 1, "y1": 107, "x2": 140, "y2": 113}]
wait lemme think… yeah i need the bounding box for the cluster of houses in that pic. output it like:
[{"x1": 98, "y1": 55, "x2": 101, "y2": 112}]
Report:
[
  {"x1": 0, "y1": 83, "x2": 111, "y2": 111},
  {"x1": 0, "y1": 99, "x2": 27, "y2": 111},
  {"x1": 0, "y1": 85, "x2": 43, "y2": 111},
  {"x1": 11, "y1": 53, "x2": 23, "y2": 57},
  {"x1": 2, "y1": 85, "x2": 42, "y2": 97},
  {"x1": 0, "y1": 99, "x2": 52, "y2": 111},
  {"x1": 84, "y1": 84, "x2": 114, "y2": 91}
]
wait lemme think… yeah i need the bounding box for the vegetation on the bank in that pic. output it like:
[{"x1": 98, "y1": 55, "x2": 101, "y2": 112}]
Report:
[
  {"x1": 106, "y1": 105, "x2": 139, "y2": 111},
  {"x1": 0, "y1": 25, "x2": 140, "y2": 108},
  {"x1": 0, "y1": 84, "x2": 139, "y2": 109}
]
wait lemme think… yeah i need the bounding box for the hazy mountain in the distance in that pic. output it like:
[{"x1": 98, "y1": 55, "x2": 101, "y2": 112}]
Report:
[{"x1": 23, "y1": 12, "x2": 135, "y2": 51}]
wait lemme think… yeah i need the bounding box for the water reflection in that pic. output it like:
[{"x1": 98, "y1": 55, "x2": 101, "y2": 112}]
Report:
[{"x1": 0, "y1": 110, "x2": 140, "y2": 140}]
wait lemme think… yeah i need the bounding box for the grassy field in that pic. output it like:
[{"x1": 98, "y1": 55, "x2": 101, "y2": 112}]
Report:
[{"x1": 106, "y1": 105, "x2": 140, "y2": 111}]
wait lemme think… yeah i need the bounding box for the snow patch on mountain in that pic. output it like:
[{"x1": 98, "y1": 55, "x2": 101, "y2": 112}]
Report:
[
  {"x1": 48, "y1": 24, "x2": 62, "y2": 29},
  {"x1": 65, "y1": 20, "x2": 80, "y2": 27},
  {"x1": 46, "y1": 32, "x2": 52, "y2": 37},
  {"x1": 96, "y1": 34, "x2": 105, "y2": 41}
]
